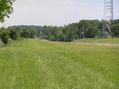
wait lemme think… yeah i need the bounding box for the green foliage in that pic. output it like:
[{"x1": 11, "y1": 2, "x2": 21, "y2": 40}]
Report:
[
  {"x1": 2, "y1": 19, "x2": 119, "y2": 43},
  {"x1": 20, "y1": 29, "x2": 30, "y2": 38},
  {"x1": 112, "y1": 23, "x2": 119, "y2": 37},
  {"x1": 20, "y1": 29, "x2": 37, "y2": 38},
  {"x1": 0, "y1": 0, "x2": 15, "y2": 22},
  {"x1": 0, "y1": 30, "x2": 2, "y2": 39},
  {"x1": 78, "y1": 20, "x2": 101, "y2": 38},
  {"x1": 1, "y1": 30, "x2": 9, "y2": 44},
  {"x1": 9, "y1": 29, "x2": 18, "y2": 40},
  {"x1": 29, "y1": 29, "x2": 37, "y2": 38}
]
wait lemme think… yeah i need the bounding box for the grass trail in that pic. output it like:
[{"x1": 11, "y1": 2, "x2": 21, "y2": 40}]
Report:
[
  {"x1": 73, "y1": 38, "x2": 119, "y2": 44},
  {"x1": 0, "y1": 39, "x2": 119, "y2": 89}
]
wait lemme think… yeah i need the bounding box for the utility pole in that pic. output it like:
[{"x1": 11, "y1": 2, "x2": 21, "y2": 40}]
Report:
[{"x1": 103, "y1": 0, "x2": 113, "y2": 38}]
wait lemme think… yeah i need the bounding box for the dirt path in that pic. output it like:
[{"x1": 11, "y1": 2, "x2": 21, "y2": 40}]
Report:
[
  {"x1": 74, "y1": 43, "x2": 119, "y2": 47},
  {"x1": 41, "y1": 39, "x2": 119, "y2": 47}
]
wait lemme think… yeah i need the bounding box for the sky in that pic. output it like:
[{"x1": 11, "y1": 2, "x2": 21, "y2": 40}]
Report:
[{"x1": 1, "y1": 0, "x2": 119, "y2": 26}]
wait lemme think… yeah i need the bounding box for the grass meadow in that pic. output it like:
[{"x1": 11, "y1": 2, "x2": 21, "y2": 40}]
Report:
[
  {"x1": 0, "y1": 39, "x2": 119, "y2": 89},
  {"x1": 73, "y1": 38, "x2": 119, "y2": 44}
]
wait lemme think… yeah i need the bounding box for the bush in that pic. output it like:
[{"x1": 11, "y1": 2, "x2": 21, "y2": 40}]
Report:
[
  {"x1": 1, "y1": 32, "x2": 9, "y2": 44},
  {"x1": 0, "y1": 32, "x2": 2, "y2": 39},
  {"x1": 29, "y1": 29, "x2": 37, "y2": 38},
  {"x1": 20, "y1": 29, "x2": 29, "y2": 38},
  {"x1": 9, "y1": 29, "x2": 18, "y2": 40}
]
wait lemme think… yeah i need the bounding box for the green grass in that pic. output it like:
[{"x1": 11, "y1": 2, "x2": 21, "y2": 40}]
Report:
[
  {"x1": 73, "y1": 38, "x2": 119, "y2": 44},
  {"x1": 0, "y1": 39, "x2": 119, "y2": 89}
]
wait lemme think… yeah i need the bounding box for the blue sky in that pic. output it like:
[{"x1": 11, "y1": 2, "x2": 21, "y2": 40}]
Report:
[{"x1": 2, "y1": 0, "x2": 119, "y2": 26}]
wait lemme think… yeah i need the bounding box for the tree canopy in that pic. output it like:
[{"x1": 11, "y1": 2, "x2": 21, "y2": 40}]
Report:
[{"x1": 0, "y1": 0, "x2": 15, "y2": 23}]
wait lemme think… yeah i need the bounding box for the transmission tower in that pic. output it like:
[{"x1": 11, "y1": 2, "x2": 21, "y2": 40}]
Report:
[{"x1": 102, "y1": 0, "x2": 113, "y2": 38}]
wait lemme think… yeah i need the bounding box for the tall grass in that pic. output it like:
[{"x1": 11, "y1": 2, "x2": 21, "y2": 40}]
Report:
[{"x1": 0, "y1": 39, "x2": 119, "y2": 89}]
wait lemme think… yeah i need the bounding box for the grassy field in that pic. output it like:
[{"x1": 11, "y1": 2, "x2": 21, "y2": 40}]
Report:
[
  {"x1": 73, "y1": 38, "x2": 119, "y2": 44},
  {"x1": 0, "y1": 39, "x2": 119, "y2": 89}
]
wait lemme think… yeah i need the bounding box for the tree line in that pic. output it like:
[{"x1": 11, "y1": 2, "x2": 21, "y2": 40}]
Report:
[
  {"x1": 0, "y1": 27, "x2": 37, "y2": 44},
  {"x1": 0, "y1": 19, "x2": 119, "y2": 44},
  {"x1": 0, "y1": 0, "x2": 119, "y2": 44}
]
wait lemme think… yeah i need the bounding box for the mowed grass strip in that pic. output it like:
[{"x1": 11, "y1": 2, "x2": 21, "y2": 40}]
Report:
[
  {"x1": 73, "y1": 38, "x2": 119, "y2": 44},
  {"x1": 0, "y1": 39, "x2": 119, "y2": 89}
]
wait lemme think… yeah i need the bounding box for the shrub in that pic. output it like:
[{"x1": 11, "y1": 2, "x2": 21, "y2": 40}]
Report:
[
  {"x1": 9, "y1": 29, "x2": 18, "y2": 40},
  {"x1": 1, "y1": 32, "x2": 9, "y2": 44},
  {"x1": 20, "y1": 29, "x2": 29, "y2": 38},
  {"x1": 29, "y1": 29, "x2": 37, "y2": 38}
]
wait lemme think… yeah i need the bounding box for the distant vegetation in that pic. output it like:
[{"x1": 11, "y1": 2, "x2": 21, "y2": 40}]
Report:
[{"x1": 0, "y1": 19, "x2": 119, "y2": 44}]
